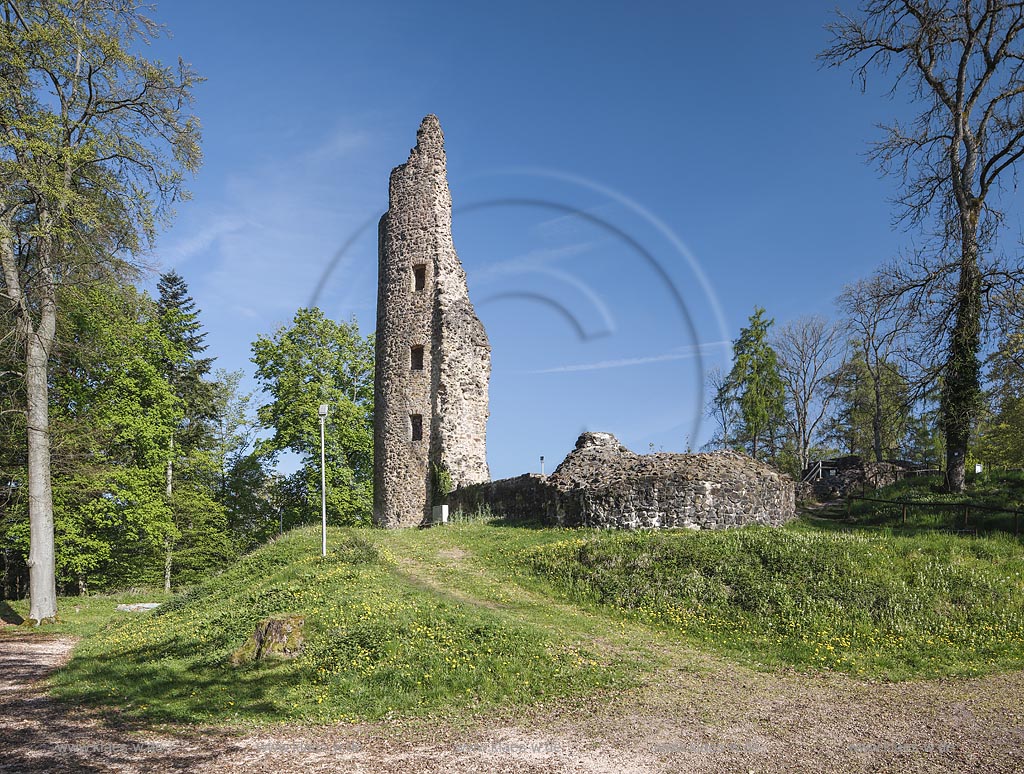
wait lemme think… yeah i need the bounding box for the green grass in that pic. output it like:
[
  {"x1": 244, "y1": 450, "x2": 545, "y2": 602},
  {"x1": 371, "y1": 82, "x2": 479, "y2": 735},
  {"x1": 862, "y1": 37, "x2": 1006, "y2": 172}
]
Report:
[
  {"x1": 520, "y1": 526, "x2": 1024, "y2": 679},
  {"x1": 840, "y1": 471, "x2": 1024, "y2": 533},
  {"x1": 26, "y1": 514, "x2": 1024, "y2": 725},
  {"x1": 51, "y1": 526, "x2": 627, "y2": 725},
  {"x1": 2, "y1": 589, "x2": 174, "y2": 639}
]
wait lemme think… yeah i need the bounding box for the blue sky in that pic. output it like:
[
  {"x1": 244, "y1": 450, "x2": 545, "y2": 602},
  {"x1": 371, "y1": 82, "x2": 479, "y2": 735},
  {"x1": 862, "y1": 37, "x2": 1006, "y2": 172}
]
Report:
[{"x1": 143, "y1": 1, "x2": 926, "y2": 478}]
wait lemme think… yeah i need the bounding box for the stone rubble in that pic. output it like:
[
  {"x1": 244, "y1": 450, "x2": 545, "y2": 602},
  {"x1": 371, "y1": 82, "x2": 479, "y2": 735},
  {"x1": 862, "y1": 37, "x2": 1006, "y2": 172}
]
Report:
[{"x1": 451, "y1": 432, "x2": 795, "y2": 529}]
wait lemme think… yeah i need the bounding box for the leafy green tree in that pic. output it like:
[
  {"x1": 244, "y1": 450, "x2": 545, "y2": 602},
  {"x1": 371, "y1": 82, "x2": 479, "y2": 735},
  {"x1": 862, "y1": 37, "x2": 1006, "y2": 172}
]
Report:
[
  {"x1": 975, "y1": 331, "x2": 1024, "y2": 468},
  {"x1": 222, "y1": 452, "x2": 281, "y2": 551},
  {"x1": 1, "y1": 281, "x2": 232, "y2": 594},
  {"x1": 251, "y1": 308, "x2": 374, "y2": 527},
  {"x1": 838, "y1": 276, "x2": 919, "y2": 463},
  {"x1": 209, "y1": 367, "x2": 279, "y2": 551},
  {"x1": 0, "y1": 311, "x2": 27, "y2": 597},
  {"x1": 162, "y1": 477, "x2": 231, "y2": 586},
  {"x1": 0, "y1": 0, "x2": 201, "y2": 621},
  {"x1": 210, "y1": 368, "x2": 254, "y2": 498},
  {"x1": 904, "y1": 399, "x2": 945, "y2": 469},
  {"x1": 826, "y1": 350, "x2": 911, "y2": 461},
  {"x1": 47, "y1": 283, "x2": 178, "y2": 592},
  {"x1": 726, "y1": 308, "x2": 786, "y2": 462}
]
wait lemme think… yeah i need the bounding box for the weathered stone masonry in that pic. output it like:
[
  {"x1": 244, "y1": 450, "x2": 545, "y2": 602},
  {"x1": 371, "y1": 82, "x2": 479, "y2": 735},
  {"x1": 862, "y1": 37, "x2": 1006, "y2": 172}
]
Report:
[
  {"x1": 373, "y1": 115, "x2": 491, "y2": 528},
  {"x1": 372, "y1": 116, "x2": 794, "y2": 531},
  {"x1": 450, "y1": 432, "x2": 795, "y2": 529}
]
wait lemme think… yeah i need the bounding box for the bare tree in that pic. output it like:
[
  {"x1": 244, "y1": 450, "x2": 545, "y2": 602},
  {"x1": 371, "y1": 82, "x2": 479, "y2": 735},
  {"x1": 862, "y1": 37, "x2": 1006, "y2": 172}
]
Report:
[
  {"x1": 838, "y1": 276, "x2": 919, "y2": 462},
  {"x1": 0, "y1": 1, "x2": 200, "y2": 622},
  {"x1": 822, "y1": 1, "x2": 1024, "y2": 491},
  {"x1": 704, "y1": 366, "x2": 737, "y2": 451},
  {"x1": 773, "y1": 316, "x2": 847, "y2": 472}
]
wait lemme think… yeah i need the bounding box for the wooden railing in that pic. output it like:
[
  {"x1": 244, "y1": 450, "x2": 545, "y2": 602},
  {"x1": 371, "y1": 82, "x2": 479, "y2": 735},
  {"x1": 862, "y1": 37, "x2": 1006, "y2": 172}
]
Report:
[{"x1": 846, "y1": 495, "x2": 1021, "y2": 535}]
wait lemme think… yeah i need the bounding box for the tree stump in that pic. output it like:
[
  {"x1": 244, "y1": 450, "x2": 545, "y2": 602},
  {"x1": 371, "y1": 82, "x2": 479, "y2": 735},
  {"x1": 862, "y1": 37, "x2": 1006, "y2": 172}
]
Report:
[{"x1": 231, "y1": 615, "x2": 305, "y2": 665}]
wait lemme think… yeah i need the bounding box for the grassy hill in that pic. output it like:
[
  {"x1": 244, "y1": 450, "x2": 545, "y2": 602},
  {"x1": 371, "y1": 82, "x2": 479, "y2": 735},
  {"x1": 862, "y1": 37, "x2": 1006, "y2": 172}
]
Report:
[
  {"x1": 830, "y1": 470, "x2": 1024, "y2": 533},
  {"x1": 36, "y1": 518, "x2": 1024, "y2": 725},
  {"x1": 49, "y1": 527, "x2": 628, "y2": 724}
]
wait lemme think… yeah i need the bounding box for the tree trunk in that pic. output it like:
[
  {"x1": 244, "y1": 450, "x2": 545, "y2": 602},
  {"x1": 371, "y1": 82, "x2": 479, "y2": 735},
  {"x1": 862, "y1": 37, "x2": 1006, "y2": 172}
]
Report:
[
  {"x1": 942, "y1": 211, "x2": 983, "y2": 493},
  {"x1": 0, "y1": 221, "x2": 55, "y2": 621},
  {"x1": 163, "y1": 539, "x2": 172, "y2": 593},
  {"x1": 798, "y1": 406, "x2": 809, "y2": 472},
  {"x1": 26, "y1": 330, "x2": 57, "y2": 623},
  {"x1": 872, "y1": 376, "x2": 884, "y2": 463},
  {"x1": 166, "y1": 435, "x2": 174, "y2": 498}
]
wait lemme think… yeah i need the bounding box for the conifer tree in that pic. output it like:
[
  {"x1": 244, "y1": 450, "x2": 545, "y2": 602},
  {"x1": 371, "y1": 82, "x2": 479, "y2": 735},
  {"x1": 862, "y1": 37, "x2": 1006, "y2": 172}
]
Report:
[
  {"x1": 825, "y1": 350, "x2": 911, "y2": 461},
  {"x1": 155, "y1": 270, "x2": 219, "y2": 590},
  {"x1": 726, "y1": 308, "x2": 786, "y2": 462}
]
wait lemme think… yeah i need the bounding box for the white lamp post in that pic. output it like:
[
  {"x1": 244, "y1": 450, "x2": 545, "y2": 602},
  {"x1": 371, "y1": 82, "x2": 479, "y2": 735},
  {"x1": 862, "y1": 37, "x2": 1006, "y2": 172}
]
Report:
[{"x1": 318, "y1": 404, "x2": 328, "y2": 557}]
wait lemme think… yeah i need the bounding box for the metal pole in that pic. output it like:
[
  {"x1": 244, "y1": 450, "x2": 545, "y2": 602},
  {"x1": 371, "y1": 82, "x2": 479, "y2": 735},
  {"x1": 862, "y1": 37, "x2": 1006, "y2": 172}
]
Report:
[{"x1": 320, "y1": 414, "x2": 327, "y2": 558}]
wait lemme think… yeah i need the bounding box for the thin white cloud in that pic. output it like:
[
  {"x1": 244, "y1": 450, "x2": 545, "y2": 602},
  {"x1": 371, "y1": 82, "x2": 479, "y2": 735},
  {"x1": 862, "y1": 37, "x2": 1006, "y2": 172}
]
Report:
[
  {"x1": 527, "y1": 340, "x2": 731, "y2": 374},
  {"x1": 303, "y1": 126, "x2": 373, "y2": 164},
  {"x1": 531, "y1": 201, "x2": 620, "y2": 238},
  {"x1": 161, "y1": 214, "x2": 248, "y2": 268},
  {"x1": 162, "y1": 123, "x2": 387, "y2": 324},
  {"x1": 231, "y1": 304, "x2": 259, "y2": 319},
  {"x1": 471, "y1": 241, "x2": 599, "y2": 281}
]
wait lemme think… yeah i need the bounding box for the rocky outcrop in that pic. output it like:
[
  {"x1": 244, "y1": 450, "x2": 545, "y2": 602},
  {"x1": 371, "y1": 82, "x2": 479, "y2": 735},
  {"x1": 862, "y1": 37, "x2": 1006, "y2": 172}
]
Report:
[
  {"x1": 373, "y1": 116, "x2": 490, "y2": 528},
  {"x1": 115, "y1": 603, "x2": 161, "y2": 613},
  {"x1": 450, "y1": 432, "x2": 795, "y2": 530}
]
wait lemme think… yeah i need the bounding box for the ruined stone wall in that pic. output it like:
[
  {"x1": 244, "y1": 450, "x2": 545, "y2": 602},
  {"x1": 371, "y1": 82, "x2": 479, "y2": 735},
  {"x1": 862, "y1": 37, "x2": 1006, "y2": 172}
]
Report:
[
  {"x1": 449, "y1": 433, "x2": 795, "y2": 530},
  {"x1": 425, "y1": 122, "x2": 490, "y2": 491},
  {"x1": 373, "y1": 115, "x2": 490, "y2": 528},
  {"x1": 449, "y1": 474, "x2": 554, "y2": 522},
  {"x1": 803, "y1": 456, "x2": 934, "y2": 501}
]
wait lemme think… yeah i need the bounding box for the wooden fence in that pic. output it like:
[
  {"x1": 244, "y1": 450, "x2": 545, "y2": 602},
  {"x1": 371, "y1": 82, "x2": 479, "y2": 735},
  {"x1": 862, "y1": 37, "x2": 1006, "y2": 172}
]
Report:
[{"x1": 847, "y1": 495, "x2": 1021, "y2": 536}]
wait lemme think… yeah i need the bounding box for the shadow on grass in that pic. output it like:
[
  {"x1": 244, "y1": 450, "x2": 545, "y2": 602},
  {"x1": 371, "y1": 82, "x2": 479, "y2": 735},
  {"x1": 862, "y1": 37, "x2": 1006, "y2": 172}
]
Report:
[
  {"x1": 798, "y1": 511, "x2": 1024, "y2": 542},
  {"x1": 486, "y1": 515, "x2": 556, "y2": 530},
  {"x1": 56, "y1": 639, "x2": 298, "y2": 726},
  {"x1": 0, "y1": 599, "x2": 25, "y2": 625}
]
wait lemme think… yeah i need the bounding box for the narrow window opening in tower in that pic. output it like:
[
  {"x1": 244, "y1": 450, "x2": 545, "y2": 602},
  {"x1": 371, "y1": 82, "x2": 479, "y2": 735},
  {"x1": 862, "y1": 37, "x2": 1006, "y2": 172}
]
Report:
[
  {"x1": 411, "y1": 414, "x2": 423, "y2": 441},
  {"x1": 413, "y1": 264, "x2": 426, "y2": 291},
  {"x1": 411, "y1": 345, "x2": 424, "y2": 371}
]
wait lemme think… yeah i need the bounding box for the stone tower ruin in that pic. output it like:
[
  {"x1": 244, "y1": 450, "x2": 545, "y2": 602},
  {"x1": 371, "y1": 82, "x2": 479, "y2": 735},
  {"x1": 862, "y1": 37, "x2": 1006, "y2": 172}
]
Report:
[{"x1": 373, "y1": 115, "x2": 491, "y2": 528}]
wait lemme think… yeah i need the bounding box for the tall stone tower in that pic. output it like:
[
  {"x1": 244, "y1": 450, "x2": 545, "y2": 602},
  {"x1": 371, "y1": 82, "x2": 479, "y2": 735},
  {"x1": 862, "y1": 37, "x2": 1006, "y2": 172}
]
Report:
[{"x1": 373, "y1": 115, "x2": 491, "y2": 528}]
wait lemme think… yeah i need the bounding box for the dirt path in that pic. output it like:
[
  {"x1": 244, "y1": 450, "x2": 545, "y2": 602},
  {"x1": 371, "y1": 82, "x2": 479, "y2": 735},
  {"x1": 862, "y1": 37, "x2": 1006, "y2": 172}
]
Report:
[{"x1": 2, "y1": 634, "x2": 1022, "y2": 773}]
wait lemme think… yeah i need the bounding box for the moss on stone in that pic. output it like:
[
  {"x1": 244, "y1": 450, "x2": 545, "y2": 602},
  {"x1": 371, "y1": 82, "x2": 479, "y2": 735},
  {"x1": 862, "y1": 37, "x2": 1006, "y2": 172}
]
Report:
[{"x1": 230, "y1": 615, "x2": 305, "y2": 665}]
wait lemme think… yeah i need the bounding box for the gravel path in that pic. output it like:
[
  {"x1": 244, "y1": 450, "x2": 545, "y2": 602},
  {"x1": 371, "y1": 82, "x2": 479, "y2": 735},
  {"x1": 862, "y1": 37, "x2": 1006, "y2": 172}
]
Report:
[{"x1": 1, "y1": 636, "x2": 1022, "y2": 773}]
